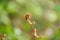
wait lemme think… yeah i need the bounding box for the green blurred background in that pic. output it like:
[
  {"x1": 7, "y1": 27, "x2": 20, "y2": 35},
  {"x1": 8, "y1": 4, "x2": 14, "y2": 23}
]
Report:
[{"x1": 0, "y1": 0, "x2": 60, "y2": 40}]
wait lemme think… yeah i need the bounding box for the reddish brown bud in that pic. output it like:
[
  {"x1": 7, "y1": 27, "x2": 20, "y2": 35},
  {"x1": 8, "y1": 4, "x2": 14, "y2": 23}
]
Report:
[
  {"x1": 32, "y1": 28, "x2": 37, "y2": 36},
  {"x1": 25, "y1": 12, "x2": 31, "y2": 20}
]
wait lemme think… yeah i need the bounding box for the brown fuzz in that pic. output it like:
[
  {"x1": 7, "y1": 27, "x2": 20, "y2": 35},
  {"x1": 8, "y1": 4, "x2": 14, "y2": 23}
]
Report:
[{"x1": 25, "y1": 12, "x2": 31, "y2": 20}]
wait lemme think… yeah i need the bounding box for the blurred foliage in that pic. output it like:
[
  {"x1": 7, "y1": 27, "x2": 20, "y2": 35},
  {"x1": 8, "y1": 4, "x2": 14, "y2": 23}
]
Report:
[{"x1": 0, "y1": 0, "x2": 60, "y2": 40}]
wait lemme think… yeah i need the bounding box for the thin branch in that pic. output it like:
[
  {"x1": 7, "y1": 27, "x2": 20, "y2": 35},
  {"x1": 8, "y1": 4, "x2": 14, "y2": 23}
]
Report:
[{"x1": 25, "y1": 12, "x2": 41, "y2": 40}]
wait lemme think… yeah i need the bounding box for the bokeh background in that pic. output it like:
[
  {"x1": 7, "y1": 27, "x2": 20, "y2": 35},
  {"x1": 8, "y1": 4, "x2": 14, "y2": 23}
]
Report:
[{"x1": 0, "y1": 0, "x2": 60, "y2": 40}]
